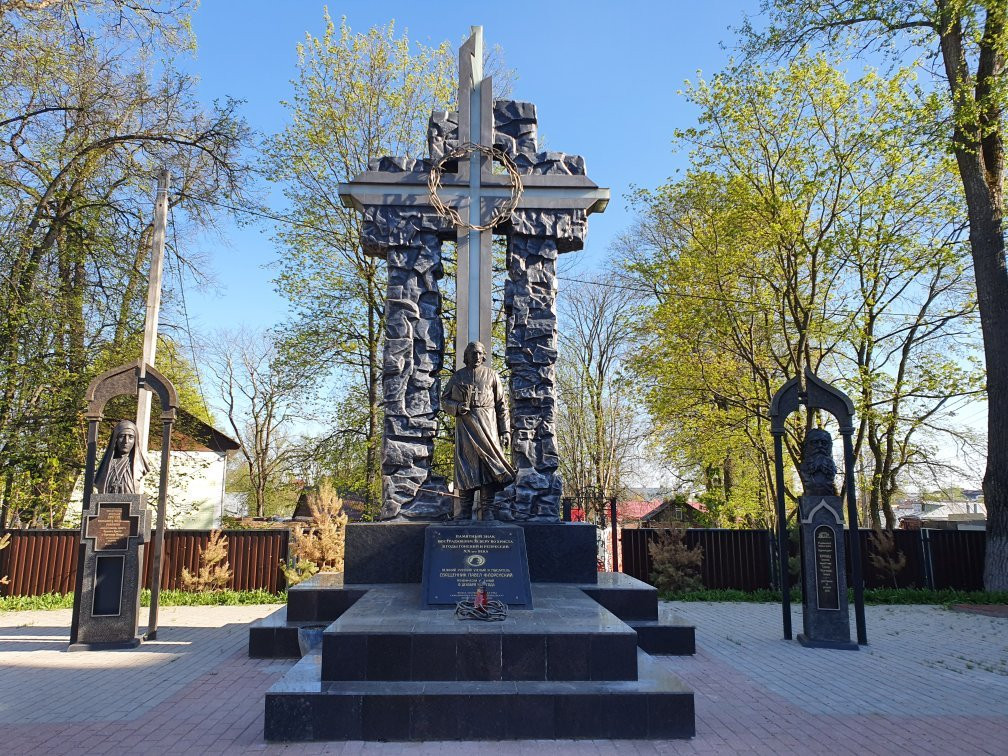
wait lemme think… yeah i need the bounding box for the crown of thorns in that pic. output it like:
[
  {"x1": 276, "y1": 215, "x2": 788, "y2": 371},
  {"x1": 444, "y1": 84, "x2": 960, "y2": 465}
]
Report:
[{"x1": 427, "y1": 142, "x2": 523, "y2": 231}]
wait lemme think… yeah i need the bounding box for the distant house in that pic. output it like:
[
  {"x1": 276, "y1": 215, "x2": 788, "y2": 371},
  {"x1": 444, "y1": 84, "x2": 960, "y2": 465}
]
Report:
[
  {"x1": 566, "y1": 496, "x2": 706, "y2": 528},
  {"x1": 566, "y1": 498, "x2": 661, "y2": 525},
  {"x1": 638, "y1": 498, "x2": 706, "y2": 527},
  {"x1": 156, "y1": 409, "x2": 241, "y2": 528},
  {"x1": 897, "y1": 491, "x2": 986, "y2": 530},
  {"x1": 616, "y1": 499, "x2": 663, "y2": 527},
  {"x1": 69, "y1": 408, "x2": 240, "y2": 529}
]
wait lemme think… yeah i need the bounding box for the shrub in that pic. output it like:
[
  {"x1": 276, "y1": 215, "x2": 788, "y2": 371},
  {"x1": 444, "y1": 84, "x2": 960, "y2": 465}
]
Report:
[
  {"x1": 180, "y1": 530, "x2": 233, "y2": 592},
  {"x1": 867, "y1": 527, "x2": 907, "y2": 588},
  {"x1": 281, "y1": 480, "x2": 348, "y2": 586},
  {"x1": 648, "y1": 526, "x2": 704, "y2": 595}
]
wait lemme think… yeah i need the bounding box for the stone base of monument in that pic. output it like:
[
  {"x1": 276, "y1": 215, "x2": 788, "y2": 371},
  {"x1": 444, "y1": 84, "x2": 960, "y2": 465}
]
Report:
[
  {"x1": 796, "y1": 633, "x2": 859, "y2": 651},
  {"x1": 797, "y1": 495, "x2": 859, "y2": 651},
  {"x1": 262, "y1": 582, "x2": 694, "y2": 741},
  {"x1": 68, "y1": 493, "x2": 151, "y2": 651},
  {"x1": 267, "y1": 647, "x2": 692, "y2": 741},
  {"x1": 343, "y1": 522, "x2": 598, "y2": 584},
  {"x1": 250, "y1": 572, "x2": 695, "y2": 660},
  {"x1": 254, "y1": 522, "x2": 696, "y2": 742}
]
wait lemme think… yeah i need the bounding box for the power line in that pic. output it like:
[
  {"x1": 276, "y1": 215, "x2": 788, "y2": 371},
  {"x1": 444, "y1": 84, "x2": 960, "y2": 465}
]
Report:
[
  {"x1": 178, "y1": 191, "x2": 981, "y2": 323},
  {"x1": 168, "y1": 201, "x2": 211, "y2": 418}
]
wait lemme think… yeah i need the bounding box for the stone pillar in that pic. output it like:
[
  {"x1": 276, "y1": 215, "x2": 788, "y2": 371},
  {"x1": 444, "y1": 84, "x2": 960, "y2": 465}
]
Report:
[
  {"x1": 501, "y1": 209, "x2": 587, "y2": 521},
  {"x1": 796, "y1": 495, "x2": 857, "y2": 650},
  {"x1": 361, "y1": 207, "x2": 451, "y2": 520},
  {"x1": 69, "y1": 493, "x2": 151, "y2": 650}
]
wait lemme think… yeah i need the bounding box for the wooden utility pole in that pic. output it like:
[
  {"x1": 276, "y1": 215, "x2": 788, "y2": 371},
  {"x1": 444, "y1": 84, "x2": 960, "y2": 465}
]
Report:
[
  {"x1": 139, "y1": 167, "x2": 170, "y2": 640},
  {"x1": 136, "y1": 167, "x2": 170, "y2": 445}
]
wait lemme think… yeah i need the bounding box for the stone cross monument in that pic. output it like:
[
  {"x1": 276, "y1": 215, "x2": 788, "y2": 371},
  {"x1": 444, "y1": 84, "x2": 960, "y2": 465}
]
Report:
[{"x1": 339, "y1": 26, "x2": 608, "y2": 521}]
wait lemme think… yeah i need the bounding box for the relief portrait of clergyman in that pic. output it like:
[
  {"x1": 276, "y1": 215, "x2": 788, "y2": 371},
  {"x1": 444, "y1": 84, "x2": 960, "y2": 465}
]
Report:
[
  {"x1": 441, "y1": 341, "x2": 516, "y2": 520},
  {"x1": 94, "y1": 419, "x2": 150, "y2": 494},
  {"x1": 799, "y1": 427, "x2": 838, "y2": 497}
]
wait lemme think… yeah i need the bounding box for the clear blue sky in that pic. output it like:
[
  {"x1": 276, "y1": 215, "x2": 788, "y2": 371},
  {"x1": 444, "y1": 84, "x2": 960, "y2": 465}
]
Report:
[{"x1": 179, "y1": 0, "x2": 759, "y2": 332}]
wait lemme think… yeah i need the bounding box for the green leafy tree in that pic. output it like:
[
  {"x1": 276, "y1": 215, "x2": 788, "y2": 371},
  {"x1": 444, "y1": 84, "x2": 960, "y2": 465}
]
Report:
[
  {"x1": 744, "y1": 0, "x2": 1008, "y2": 602},
  {"x1": 264, "y1": 14, "x2": 454, "y2": 509},
  {"x1": 0, "y1": 2, "x2": 248, "y2": 527},
  {"x1": 622, "y1": 55, "x2": 980, "y2": 529},
  {"x1": 648, "y1": 526, "x2": 704, "y2": 595}
]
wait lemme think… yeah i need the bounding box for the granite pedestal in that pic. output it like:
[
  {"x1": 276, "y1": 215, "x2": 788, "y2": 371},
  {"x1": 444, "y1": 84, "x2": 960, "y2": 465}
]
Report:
[
  {"x1": 264, "y1": 583, "x2": 693, "y2": 741},
  {"x1": 344, "y1": 521, "x2": 597, "y2": 584},
  {"x1": 69, "y1": 493, "x2": 151, "y2": 651},
  {"x1": 253, "y1": 521, "x2": 696, "y2": 741},
  {"x1": 797, "y1": 495, "x2": 858, "y2": 650}
]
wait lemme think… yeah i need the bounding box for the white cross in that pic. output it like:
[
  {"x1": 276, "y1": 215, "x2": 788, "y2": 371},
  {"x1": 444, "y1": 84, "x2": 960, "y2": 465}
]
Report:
[{"x1": 339, "y1": 27, "x2": 609, "y2": 369}]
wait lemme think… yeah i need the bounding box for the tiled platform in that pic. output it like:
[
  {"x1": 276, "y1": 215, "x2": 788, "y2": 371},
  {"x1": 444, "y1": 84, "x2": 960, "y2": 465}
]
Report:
[{"x1": 3, "y1": 602, "x2": 1007, "y2": 753}]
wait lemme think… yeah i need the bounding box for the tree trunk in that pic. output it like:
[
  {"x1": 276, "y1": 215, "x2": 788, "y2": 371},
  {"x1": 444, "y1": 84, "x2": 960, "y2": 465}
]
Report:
[
  {"x1": 881, "y1": 478, "x2": 897, "y2": 531},
  {"x1": 942, "y1": 113, "x2": 1007, "y2": 586},
  {"x1": 956, "y1": 162, "x2": 1008, "y2": 589},
  {"x1": 973, "y1": 212, "x2": 1008, "y2": 589},
  {"x1": 938, "y1": 3, "x2": 1008, "y2": 591},
  {"x1": 255, "y1": 479, "x2": 266, "y2": 518},
  {"x1": 723, "y1": 453, "x2": 735, "y2": 501},
  {"x1": 0, "y1": 472, "x2": 11, "y2": 530}
]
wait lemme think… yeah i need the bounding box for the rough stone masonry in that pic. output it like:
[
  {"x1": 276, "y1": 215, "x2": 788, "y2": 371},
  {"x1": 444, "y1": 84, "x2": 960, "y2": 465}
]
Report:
[{"x1": 340, "y1": 44, "x2": 607, "y2": 521}]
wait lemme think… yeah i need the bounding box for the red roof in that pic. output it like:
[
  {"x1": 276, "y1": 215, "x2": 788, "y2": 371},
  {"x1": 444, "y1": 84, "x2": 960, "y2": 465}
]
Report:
[{"x1": 618, "y1": 500, "x2": 664, "y2": 522}]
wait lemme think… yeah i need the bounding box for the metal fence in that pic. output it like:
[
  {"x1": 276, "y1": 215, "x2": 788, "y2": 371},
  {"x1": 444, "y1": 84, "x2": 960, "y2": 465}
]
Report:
[
  {"x1": 1, "y1": 525, "x2": 988, "y2": 596},
  {"x1": 621, "y1": 528, "x2": 773, "y2": 591},
  {"x1": 0, "y1": 529, "x2": 290, "y2": 596},
  {"x1": 622, "y1": 527, "x2": 987, "y2": 591}
]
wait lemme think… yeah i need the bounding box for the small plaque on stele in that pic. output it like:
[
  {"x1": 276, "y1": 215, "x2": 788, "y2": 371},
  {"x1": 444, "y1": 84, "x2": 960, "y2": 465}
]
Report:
[
  {"x1": 85, "y1": 502, "x2": 138, "y2": 551},
  {"x1": 422, "y1": 525, "x2": 533, "y2": 608}
]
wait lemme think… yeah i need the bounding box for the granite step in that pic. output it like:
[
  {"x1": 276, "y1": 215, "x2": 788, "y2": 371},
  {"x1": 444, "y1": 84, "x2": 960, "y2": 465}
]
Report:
[
  {"x1": 286, "y1": 572, "x2": 368, "y2": 623},
  {"x1": 629, "y1": 604, "x2": 696, "y2": 655},
  {"x1": 321, "y1": 583, "x2": 639, "y2": 682},
  {"x1": 248, "y1": 607, "x2": 303, "y2": 659},
  {"x1": 265, "y1": 649, "x2": 695, "y2": 742},
  {"x1": 580, "y1": 572, "x2": 660, "y2": 621}
]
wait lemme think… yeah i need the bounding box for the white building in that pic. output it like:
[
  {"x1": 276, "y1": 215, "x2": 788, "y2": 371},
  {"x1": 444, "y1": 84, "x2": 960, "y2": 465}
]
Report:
[{"x1": 68, "y1": 409, "x2": 240, "y2": 529}]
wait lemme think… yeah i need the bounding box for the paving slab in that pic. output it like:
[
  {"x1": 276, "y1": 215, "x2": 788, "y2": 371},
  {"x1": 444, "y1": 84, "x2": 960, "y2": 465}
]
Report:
[{"x1": 1, "y1": 601, "x2": 1006, "y2": 753}]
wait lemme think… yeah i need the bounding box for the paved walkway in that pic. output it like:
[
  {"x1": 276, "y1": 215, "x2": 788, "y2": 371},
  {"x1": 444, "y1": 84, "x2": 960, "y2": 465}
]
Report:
[{"x1": 0, "y1": 601, "x2": 1005, "y2": 754}]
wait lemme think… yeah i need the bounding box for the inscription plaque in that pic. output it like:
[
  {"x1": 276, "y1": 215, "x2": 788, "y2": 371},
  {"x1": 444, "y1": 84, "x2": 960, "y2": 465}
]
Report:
[
  {"x1": 422, "y1": 525, "x2": 532, "y2": 608},
  {"x1": 814, "y1": 526, "x2": 840, "y2": 611},
  {"x1": 85, "y1": 502, "x2": 139, "y2": 551}
]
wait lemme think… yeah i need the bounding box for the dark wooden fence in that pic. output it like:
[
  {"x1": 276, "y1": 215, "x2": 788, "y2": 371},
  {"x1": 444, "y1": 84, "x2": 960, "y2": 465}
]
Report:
[
  {"x1": 622, "y1": 527, "x2": 987, "y2": 592},
  {"x1": 621, "y1": 529, "x2": 773, "y2": 591},
  {"x1": 1, "y1": 525, "x2": 987, "y2": 596},
  {"x1": 926, "y1": 529, "x2": 986, "y2": 591},
  {"x1": 0, "y1": 529, "x2": 290, "y2": 596}
]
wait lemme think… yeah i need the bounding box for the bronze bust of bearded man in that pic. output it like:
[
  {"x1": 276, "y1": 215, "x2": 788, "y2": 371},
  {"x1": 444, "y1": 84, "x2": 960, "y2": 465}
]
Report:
[
  {"x1": 442, "y1": 341, "x2": 516, "y2": 521},
  {"x1": 799, "y1": 427, "x2": 838, "y2": 497},
  {"x1": 94, "y1": 419, "x2": 150, "y2": 495}
]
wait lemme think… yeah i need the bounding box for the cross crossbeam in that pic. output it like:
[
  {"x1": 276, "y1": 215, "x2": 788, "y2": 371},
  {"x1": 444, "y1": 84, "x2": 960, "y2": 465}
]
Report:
[{"x1": 338, "y1": 27, "x2": 608, "y2": 367}]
